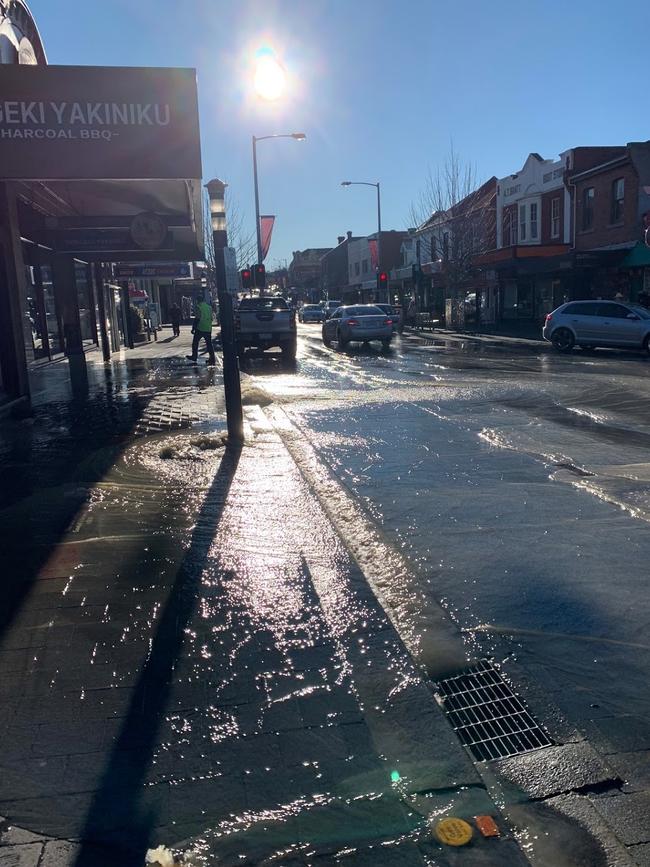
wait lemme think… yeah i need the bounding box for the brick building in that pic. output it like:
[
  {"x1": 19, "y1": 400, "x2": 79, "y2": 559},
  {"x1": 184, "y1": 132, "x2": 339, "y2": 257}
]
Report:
[
  {"x1": 570, "y1": 142, "x2": 650, "y2": 301},
  {"x1": 288, "y1": 248, "x2": 332, "y2": 301},
  {"x1": 474, "y1": 146, "x2": 644, "y2": 329},
  {"x1": 320, "y1": 232, "x2": 360, "y2": 301}
]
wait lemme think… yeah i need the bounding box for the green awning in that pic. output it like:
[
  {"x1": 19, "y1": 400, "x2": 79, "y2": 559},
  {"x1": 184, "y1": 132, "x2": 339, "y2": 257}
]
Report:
[{"x1": 620, "y1": 243, "x2": 650, "y2": 268}]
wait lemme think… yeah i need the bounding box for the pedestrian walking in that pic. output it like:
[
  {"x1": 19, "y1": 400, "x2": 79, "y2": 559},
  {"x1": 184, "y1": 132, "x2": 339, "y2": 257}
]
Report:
[
  {"x1": 186, "y1": 298, "x2": 216, "y2": 365},
  {"x1": 169, "y1": 303, "x2": 181, "y2": 337}
]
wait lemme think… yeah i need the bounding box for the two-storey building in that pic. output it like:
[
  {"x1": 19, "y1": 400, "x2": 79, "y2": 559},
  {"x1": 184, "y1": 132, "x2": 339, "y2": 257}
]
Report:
[{"x1": 570, "y1": 141, "x2": 650, "y2": 302}]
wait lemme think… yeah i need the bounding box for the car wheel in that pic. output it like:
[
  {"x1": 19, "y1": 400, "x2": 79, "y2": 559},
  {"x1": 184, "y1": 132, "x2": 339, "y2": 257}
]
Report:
[
  {"x1": 643, "y1": 335, "x2": 650, "y2": 356},
  {"x1": 282, "y1": 339, "x2": 297, "y2": 360},
  {"x1": 322, "y1": 330, "x2": 331, "y2": 347},
  {"x1": 382, "y1": 338, "x2": 392, "y2": 350},
  {"x1": 337, "y1": 329, "x2": 349, "y2": 349},
  {"x1": 552, "y1": 328, "x2": 575, "y2": 352}
]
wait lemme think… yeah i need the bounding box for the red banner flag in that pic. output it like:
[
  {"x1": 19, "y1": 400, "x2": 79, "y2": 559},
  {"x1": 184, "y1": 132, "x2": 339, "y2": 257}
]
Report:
[
  {"x1": 260, "y1": 215, "x2": 275, "y2": 262},
  {"x1": 368, "y1": 238, "x2": 378, "y2": 270}
]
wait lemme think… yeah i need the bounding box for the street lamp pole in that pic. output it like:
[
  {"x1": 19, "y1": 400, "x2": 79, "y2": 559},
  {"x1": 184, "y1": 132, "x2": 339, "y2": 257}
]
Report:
[
  {"x1": 252, "y1": 135, "x2": 263, "y2": 267},
  {"x1": 341, "y1": 180, "x2": 384, "y2": 302},
  {"x1": 252, "y1": 132, "x2": 306, "y2": 296},
  {"x1": 205, "y1": 178, "x2": 243, "y2": 445}
]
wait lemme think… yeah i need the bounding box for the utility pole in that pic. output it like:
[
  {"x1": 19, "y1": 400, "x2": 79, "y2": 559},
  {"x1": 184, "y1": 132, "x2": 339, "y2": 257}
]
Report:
[{"x1": 205, "y1": 178, "x2": 243, "y2": 445}]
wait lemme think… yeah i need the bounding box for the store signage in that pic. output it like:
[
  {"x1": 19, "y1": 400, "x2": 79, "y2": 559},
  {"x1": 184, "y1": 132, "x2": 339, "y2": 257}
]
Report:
[
  {"x1": 55, "y1": 228, "x2": 173, "y2": 255},
  {"x1": 114, "y1": 263, "x2": 191, "y2": 279},
  {"x1": 0, "y1": 64, "x2": 202, "y2": 180}
]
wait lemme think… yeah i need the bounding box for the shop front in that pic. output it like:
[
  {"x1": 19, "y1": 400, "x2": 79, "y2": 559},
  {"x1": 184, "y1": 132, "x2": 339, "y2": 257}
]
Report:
[{"x1": 0, "y1": 62, "x2": 203, "y2": 407}]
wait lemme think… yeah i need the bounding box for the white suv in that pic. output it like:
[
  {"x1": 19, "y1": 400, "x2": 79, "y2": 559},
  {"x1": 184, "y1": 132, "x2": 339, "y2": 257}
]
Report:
[{"x1": 543, "y1": 300, "x2": 650, "y2": 354}]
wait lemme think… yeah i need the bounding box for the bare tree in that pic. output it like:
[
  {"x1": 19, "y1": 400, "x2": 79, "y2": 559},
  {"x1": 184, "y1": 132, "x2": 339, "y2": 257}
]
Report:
[
  {"x1": 409, "y1": 146, "x2": 496, "y2": 299},
  {"x1": 203, "y1": 190, "x2": 258, "y2": 290}
]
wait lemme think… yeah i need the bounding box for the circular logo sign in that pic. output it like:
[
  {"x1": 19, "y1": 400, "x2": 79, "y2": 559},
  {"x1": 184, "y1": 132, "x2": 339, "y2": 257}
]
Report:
[{"x1": 130, "y1": 212, "x2": 167, "y2": 250}]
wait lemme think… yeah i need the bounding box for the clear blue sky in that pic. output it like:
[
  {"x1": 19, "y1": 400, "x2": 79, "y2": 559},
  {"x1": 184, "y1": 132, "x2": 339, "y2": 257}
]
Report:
[{"x1": 30, "y1": 0, "x2": 649, "y2": 268}]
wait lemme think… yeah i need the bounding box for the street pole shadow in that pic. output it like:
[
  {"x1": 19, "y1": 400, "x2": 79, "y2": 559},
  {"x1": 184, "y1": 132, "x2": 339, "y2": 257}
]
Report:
[{"x1": 73, "y1": 442, "x2": 242, "y2": 867}]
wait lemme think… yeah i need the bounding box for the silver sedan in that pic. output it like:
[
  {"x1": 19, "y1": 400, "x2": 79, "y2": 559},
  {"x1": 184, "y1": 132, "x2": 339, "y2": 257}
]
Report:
[{"x1": 322, "y1": 305, "x2": 393, "y2": 349}]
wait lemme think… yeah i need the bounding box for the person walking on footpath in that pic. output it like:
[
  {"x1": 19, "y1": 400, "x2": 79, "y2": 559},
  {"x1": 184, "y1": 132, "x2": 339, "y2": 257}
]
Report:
[
  {"x1": 169, "y1": 302, "x2": 181, "y2": 337},
  {"x1": 186, "y1": 298, "x2": 216, "y2": 365}
]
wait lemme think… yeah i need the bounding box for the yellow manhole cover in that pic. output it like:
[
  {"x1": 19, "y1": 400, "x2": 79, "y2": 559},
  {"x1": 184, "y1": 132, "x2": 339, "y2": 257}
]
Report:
[{"x1": 435, "y1": 817, "x2": 473, "y2": 846}]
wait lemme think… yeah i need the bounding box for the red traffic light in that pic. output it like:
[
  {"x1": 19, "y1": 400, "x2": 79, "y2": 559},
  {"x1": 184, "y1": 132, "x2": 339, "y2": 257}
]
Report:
[
  {"x1": 254, "y1": 263, "x2": 266, "y2": 288},
  {"x1": 240, "y1": 268, "x2": 252, "y2": 289},
  {"x1": 379, "y1": 272, "x2": 388, "y2": 282}
]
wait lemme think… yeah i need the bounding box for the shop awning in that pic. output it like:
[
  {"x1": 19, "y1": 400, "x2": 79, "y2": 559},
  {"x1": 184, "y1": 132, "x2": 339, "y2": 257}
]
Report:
[{"x1": 620, "y1": 243, "x2": 650, "y2": 269}]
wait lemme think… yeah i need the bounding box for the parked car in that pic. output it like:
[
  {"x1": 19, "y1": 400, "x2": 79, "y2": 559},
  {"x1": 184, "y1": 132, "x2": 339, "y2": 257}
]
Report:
[
  {"x1": 322, "y1": 300, "x2": 342, "y2": 319},
  {"x1": 299, "y1": 304, "x2": 324, "y2": 323},
  {"x1": 543, "y1": 300, "x2": 650, "y2": 354},
  {"x1": 322, "y1": 305, "x2": 393, "y2": 349},
  {"x1": 235, "y1": 296, "x2": 297, "y2": 359}
]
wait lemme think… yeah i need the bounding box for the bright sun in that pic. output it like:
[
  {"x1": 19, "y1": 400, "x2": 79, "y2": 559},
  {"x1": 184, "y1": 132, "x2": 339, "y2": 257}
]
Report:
[{"x1": 254, "y1": 55, "x2": 286, "y2": 101}]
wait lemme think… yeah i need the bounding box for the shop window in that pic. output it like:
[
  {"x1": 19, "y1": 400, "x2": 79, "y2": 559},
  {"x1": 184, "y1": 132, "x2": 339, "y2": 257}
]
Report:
[
  {"x1": 551, "y1": 197, "x2": 560, "y2": 238},
  {"x1": 611, "y1": 178, "x2": 624, "y2": 223},
  {"x1": 582, "y1": 187, "x2": 594, "y2": 230}
]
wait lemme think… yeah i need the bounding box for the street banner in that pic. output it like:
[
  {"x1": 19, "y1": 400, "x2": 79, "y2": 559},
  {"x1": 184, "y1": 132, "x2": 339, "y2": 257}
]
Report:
[
  {"x1": 0, "y1": 65, "x2": 202, "y2": 180},
  {"x1": 368, "y1": 239, "x2": 378, "y2": 270},
  {"x1": 260, "y1": 215, "x2": 275, "y2": 262}
]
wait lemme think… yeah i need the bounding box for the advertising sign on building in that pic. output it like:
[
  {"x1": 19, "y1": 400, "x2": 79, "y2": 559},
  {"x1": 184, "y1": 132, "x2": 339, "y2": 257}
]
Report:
[
  {"x1": 114, "y1": 263, "x2": 191, "y2": 279},
  {"x1": 0, "y1": 65, "x2": 202, "y2": 180}
]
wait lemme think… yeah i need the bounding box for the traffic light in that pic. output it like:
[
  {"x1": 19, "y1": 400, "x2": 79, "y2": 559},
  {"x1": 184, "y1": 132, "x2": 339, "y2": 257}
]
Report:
[
  {"x1": 254, "y1": 263, "x2": 266, "y2": 289},
  {"x1": 240, "y1": 267, "x2": 252, "y2": 290},
  {"x1": 377, "y1": 271, "x2": 389, "y2": 293}
]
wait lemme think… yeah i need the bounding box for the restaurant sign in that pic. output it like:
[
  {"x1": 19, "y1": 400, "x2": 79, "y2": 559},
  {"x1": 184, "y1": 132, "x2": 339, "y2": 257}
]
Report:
[{"x1": 0, "y1": 64, "x2": 202, "y2": 180}]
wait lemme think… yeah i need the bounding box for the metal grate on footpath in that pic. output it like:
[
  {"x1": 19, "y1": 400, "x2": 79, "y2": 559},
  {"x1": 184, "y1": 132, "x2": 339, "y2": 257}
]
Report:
[{"x1": 436, "y1": 659, "x2": 553, "y2": 761}]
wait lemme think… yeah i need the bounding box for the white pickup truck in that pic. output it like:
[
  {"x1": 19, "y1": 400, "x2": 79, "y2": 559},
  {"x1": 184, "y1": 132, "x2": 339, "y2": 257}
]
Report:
[{"x1": 235, "y1": 296, "x2": 297, "y2": 360}]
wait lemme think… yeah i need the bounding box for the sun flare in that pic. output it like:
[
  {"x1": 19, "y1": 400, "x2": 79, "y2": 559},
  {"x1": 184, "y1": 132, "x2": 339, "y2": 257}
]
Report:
[{"x1": 254, "y1": 54, "x2": 286, "y2": 101}]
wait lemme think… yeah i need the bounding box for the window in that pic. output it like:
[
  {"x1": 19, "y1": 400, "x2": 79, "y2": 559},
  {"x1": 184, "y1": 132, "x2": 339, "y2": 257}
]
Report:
[
  {"x1": 530, "y1": 203, "x2": 538, "y2": 239},
  {"x1": 551, "y1": 197, "x2": 560, "y2": 239},
  {"x1": 503, "y1": 210, "x2": 518, "y2": 246},
  {"x1": 442, "y1": 232, "x2": 449, "y2": 260},
  {"x1": 519, "y1": 204, "x2": 527, "y2": 241},
  {"x1": 597, "y1": 302, "x2": 630, "y2": 319},
  {"x1": 611, "y1": 178, "x2": 625, "y2": 223},
  {"x1": 582, "y1": 187, "x2": 594, "y2": 230},
  {"x1": 355, "y1": 262, "x2": 360, "y2": 276},
  {"x1": 563, "y1": 302, "x2": 599, "y2": 315}
]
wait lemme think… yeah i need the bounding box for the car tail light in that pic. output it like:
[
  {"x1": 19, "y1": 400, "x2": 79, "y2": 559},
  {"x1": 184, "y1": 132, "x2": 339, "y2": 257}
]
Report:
[
  {"x1": 545, "y1": 313, "x2": 552, "y2": 323},
  {"x1": 385, "y1": 318, "x2": 393, "y2": 325},
  {"x1": 347, "y1": 319, "x2": 359, "y2": 327}
]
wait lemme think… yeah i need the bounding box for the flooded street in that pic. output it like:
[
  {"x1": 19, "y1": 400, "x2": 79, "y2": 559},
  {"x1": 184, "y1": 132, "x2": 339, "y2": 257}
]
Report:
[
  {"x1": 255, "y1": 326, "x2": 650, "y2": 763},
  {"x1": 2, "y1": 329, "x2": 650, "y2": 866}
]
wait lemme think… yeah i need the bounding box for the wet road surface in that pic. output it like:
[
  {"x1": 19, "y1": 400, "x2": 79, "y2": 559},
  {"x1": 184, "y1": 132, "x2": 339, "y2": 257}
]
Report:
[
  {"x1": 243, "y1": 324, "x2": 650, "y2": 860},
  {"x1": 3, "y1": 327, "x2": 650, "y2": 865},
  {"x1": 0, "y1": 332, "x2": 530, "y2": 866}
]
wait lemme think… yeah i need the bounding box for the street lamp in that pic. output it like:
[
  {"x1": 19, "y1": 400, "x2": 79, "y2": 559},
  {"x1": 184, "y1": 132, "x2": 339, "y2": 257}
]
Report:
[
  {"x1": 341, "y1": 180, "x2": 382, "y2": 300},
  {"x1": 205, "y1": 178, "x2": 243, "y2": 445},
  {"x1": 252, "y1": 132, "x2": 306, "y2": 291}
]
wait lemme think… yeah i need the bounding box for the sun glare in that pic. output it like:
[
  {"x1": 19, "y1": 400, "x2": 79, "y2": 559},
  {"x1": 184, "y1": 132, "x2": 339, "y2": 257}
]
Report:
[{"x1": 254, "y1": 54, "x2": 286, "y2": 101}]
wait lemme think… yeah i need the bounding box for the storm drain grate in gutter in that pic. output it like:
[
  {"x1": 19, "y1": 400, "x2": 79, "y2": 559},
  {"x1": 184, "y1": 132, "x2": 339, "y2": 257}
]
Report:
[{"x1": 436, "y1": 659, "x2": 553, "y2": 761}]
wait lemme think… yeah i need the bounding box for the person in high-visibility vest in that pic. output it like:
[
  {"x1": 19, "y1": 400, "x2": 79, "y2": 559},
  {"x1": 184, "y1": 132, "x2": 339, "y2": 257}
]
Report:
[{"x1": 186, "y1": 299, "x2": 216, "y2": 364}]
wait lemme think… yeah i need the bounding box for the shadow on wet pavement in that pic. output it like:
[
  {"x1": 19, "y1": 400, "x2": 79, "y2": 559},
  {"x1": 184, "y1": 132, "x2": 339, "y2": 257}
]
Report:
[{"x1": 74, "y1": 444, "x2": 241, "y2": 866}]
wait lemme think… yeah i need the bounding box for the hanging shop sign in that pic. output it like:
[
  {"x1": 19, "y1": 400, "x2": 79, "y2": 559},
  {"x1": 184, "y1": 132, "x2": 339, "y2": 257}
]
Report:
[
  {"x1": 114, "y1": 263, "x2": 191, "y2": 279},
  {"x1": 0, "y1": 64, "x2": 202, "y2": 180}
]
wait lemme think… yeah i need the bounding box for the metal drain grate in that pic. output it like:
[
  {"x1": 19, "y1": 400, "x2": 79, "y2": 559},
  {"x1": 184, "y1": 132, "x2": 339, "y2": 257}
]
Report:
[{"x1": 436, "y1": 659, "x2": 553, "y2": 761}]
